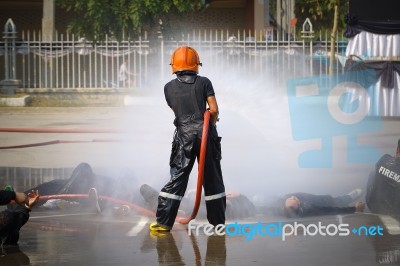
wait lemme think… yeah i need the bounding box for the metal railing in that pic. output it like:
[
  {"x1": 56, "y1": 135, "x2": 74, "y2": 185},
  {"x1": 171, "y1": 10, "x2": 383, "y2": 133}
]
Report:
[
  {"x1": 0, "y1": 167, "x2": 74, "y2": 191},
  {"x1": 162, "y1": 29, "x2": 347, "y2": 83},
  {"x1": 0, "y1": 23, "x2": 348, "y2": 90},
  {"x1": 5, "y1": 32, "x2": 150, "y2": 89}
]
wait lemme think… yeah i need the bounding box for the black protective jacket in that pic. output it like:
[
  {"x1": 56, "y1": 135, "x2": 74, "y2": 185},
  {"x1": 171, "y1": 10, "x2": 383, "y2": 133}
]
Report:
[{"x1": 366, "y1": 154, "x2": 400, "y2": 214}]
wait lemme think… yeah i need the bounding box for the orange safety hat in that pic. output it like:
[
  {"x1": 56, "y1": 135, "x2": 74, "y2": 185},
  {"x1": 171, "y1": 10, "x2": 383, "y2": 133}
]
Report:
[{"x1": 170, "y1": 46, "x2": 202, "y2": 74}]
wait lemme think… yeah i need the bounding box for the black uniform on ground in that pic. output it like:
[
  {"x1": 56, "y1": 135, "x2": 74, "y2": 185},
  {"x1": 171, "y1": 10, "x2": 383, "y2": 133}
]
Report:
[
  {"x1": 280, "y1": 192, "x2": 358, "y2": 218},
  {"x1": 27, "y1": 162, "x2": 140, "y2": 208}
]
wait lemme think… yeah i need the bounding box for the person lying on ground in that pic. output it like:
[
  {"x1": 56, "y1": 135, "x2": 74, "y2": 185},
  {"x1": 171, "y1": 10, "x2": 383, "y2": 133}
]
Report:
[
  {"x1": 25, "y1": 162, "x2": 255, "y2": 219},
  {"x1": 26, "y1": 162, "x2": 140, "y2": 212},
  {"x1": 277, "y1": 189, "x2": 365, "y2": 218}
]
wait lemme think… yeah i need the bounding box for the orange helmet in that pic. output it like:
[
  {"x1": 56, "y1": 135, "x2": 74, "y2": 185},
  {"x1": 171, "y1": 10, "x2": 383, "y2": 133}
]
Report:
[{"x1": 170, "y1": 46, "x2": 202, "y2": 74}]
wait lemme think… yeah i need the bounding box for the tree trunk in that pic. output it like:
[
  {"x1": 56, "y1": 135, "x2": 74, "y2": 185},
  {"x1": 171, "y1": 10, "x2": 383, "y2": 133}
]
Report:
[{"x1": 329, "y1": 0, "x2": 339, "y2": 74}]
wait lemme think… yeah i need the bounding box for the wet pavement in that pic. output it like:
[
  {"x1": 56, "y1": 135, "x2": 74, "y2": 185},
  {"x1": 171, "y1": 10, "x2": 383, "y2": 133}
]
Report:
[
  {"x1": 3, "y1": 208, "x2": 400, "y2": 266},
  {"x1": 1, "y1": 105, "x2": 400, "y2": 265}
]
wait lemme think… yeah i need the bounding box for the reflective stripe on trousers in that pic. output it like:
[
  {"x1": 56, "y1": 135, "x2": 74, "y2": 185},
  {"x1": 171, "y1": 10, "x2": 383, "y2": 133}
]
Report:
[
  {"x1": 205, "y1": 192, "x2": 226, "y2": 201},
  {"x1": 159, "y1": 192, "x2": 183, "y2": 201},
  {"x1": 156, "y1": 124, "x2": 226, "y2": 228}
]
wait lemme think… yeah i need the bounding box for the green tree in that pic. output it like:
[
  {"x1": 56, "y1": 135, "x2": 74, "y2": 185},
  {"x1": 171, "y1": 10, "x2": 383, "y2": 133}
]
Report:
[
  {"x1": 56, "y1": 0, "x2": 204, "y2": 41},
  {"x1": 294, "y1": 0, "x2": 348, "y2": 73},
  {"x1": 294, "y1": 0, "x2": 348, "y2": 33}
]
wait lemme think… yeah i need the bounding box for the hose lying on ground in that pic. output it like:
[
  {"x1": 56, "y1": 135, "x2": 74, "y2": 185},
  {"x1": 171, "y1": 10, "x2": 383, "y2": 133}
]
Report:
[
  {"x1": 38, "y1": 194, "x2": 155, "y2": 217},
  {"x1": 0, "y1": 127, "x2": 122, "y2": 149},
  {"x1": 0, "y1": 128, "x2": 120, "y2": 134},
  {"x1": 0, "y1": 139, "x2": 121, "y2": 149},
  {"x1": 4, "y1": 111, "x2": 211, "y2": 225}
]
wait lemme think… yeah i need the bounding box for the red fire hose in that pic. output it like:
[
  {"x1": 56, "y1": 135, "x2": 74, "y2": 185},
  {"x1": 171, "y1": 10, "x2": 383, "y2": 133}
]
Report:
[
  {"x1": 5, "y1": 110, "x2": 211, "y2": 225},
  {"x1": 0, "y1": 139, "x2": 121, "y2": 149},
  {"x1": 0, "y1": 127, "x2": 122, "y2": 149},
  {"x1": 0, "y1": 128, "x2": 119, "y2": 134},
  {"x1": 38, "y1": 194, "x2": 155, "y2": 217},
  {"x1": 177, "y1": 110, "x2": 211, "y2": 224}
]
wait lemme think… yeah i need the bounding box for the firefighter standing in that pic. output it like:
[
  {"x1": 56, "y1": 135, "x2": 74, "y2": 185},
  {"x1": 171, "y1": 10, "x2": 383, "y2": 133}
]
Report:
[{"x1": 150, "y1": 46, "x2": 226, "y2": 231}]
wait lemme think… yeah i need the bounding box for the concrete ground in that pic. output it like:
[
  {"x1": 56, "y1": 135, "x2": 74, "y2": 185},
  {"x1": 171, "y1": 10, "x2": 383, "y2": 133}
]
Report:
[
  {"x1": 0, "y1": 103, "x2": 400, "y2": 265},
  {"x1": 4, "y1": 209, "x2": 400, "y2": 266}
]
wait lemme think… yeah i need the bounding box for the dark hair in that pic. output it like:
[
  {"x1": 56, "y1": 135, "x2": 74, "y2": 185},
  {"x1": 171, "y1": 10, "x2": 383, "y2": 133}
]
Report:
[
  {"x1": 398, "y1": 138, "x2": 400, "y2": 150},
  {"x1": 283, "y1": 206, "x2": 300, "y2": 218}
]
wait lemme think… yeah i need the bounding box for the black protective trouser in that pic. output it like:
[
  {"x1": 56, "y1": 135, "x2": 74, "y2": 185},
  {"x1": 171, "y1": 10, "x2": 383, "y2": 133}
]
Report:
[
  {"x1": 156, "y1": 116, "x2": 226, "y2": 228},
  {"x1": 0, "y1": 204, "x2": 30, "y2": 245}
]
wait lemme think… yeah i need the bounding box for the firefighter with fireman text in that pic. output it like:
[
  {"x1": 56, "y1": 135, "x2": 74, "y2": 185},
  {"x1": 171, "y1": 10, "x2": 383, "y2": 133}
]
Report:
[
  {"x1": 150, "y1": 46, "x2": 226, "y2": 232},
  {"x1": 366, "y1": 138, "x2": 400, "y2": 214}
]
